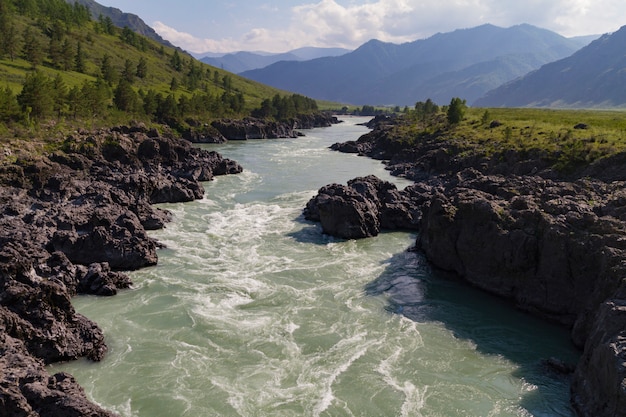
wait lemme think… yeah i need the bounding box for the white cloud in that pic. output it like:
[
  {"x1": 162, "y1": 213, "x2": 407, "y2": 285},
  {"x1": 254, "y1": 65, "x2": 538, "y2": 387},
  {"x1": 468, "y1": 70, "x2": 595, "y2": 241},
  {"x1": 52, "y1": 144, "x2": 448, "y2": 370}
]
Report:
[{"x1": 153, "y1": 0, "x2": 626, "y2": 54}]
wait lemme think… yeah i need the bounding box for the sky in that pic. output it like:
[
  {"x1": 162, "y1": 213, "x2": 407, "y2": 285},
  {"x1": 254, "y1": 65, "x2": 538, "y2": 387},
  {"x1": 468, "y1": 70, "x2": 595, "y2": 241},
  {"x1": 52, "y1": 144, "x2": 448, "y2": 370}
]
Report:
[{"x1": 96, "y1": 0, "x2": 625, "y2": 54}]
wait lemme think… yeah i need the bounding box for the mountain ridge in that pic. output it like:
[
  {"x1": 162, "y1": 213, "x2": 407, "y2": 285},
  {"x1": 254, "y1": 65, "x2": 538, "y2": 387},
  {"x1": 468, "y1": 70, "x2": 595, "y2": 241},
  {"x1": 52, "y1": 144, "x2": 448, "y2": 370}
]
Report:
[
  {"x1": 474, "y1": 25, "x2": 626, "y2": 108},
  {"x1": 241, "y1": 24, "x2": 594, "y2": 106},
  {"x1": 200, "y1": 47, "x2": 351, "y2": 73}
]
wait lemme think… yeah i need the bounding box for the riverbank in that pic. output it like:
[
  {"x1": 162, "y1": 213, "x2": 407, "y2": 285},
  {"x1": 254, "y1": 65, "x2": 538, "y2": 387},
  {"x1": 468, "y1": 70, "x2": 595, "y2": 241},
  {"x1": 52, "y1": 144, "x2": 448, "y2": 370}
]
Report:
[
  {"x1": 0, "y1": 111, "x2": 340, "y2": 415},
  {"x1": 306, "y1": 115, "x2": 626, "y2": 417},
  {"x1": 0, "y1": 123, "x2": 243, "y2": 416}
]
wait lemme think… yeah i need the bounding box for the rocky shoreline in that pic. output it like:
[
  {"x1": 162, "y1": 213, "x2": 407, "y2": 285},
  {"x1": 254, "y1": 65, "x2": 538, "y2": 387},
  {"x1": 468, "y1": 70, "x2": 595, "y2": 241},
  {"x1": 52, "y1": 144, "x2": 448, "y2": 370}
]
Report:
[
  {"x1": 0, "y1": 124, "x2": 242, "y2": 416},
  {"x1": 184, "y1": 113, "x2": 340, "y2": 143},
  {"x1": 0, "y1": 112, "x2": 340, "y2": 415},
  {"x1": 305, "y1": 117, "x2": 626, "y2": 417}
]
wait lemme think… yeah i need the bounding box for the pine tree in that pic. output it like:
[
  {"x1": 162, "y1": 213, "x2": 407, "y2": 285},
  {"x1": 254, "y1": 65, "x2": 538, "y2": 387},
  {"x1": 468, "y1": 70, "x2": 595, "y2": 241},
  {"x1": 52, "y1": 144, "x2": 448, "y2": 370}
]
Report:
[
  {"x1": 1, "y1": 21, "x2": 18, "y2": 60},
  {"x1": 100, "y1": 53, "x2": 118, "y2": 85},
  {"x1": 136, "y1": 57, "x2": 148, "y2": 79},
  {"x1": 0, "y1": 0, "x2": 19, "y2": 60},
  {"x1": 22, "y1": 27, "x2": 44, "y2": 68},
  {"x1": 170, "y1": 50, "x2": 182, "y2": 72},
  {"x1": 60, "y1": 38, "x2": 73, "y2": 70},
  {"x1": 0, "y1": 85, "x2": 20, "y2": 123},
  {"x1": 81, "y1": 78, "x2": 111, "y2": 117},
  {"x1": 51, "y1": 74, "x2": 67, "y2": 118},
  {"x1": 113, "y1": 78, "x2": 138, "y2": 112},
  {"x1": 170, "y1": 77, "x2": 179, "y2": 91},
  {"x1": 121, "y1": 59, "x2": 135, "y2": 83},
  {"x1": 74, "y1": 41, "x2": 86, "y2": 73},
  {"x1": 447, "y1": 97, "x2": 467, "y2": 125},
  {"x1": 142, "y1": 89, "x2": 158, "y2": 117},
  {"x1": 18, "y1": 71, "x2": 54, "y2": 120}
]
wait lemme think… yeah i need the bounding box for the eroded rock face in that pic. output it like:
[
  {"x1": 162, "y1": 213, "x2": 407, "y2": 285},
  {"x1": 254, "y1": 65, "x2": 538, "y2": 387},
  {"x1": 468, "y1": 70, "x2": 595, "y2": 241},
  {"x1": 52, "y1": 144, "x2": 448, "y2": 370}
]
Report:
[
  {"x1": 304, "y1": 175, "x2": 420, "y2": 239},
  {"x1": 306, "y1": 165, "x2": 626, "y2": 415},
  {"x1": 571, "y1": 298, "x2": 626, "y2": 417},
  {"x1": 0, "y1": 333, "x2": 118, "y2": 417},
  {"x1": 0, "y1": 125, "x2": 242, "y2": 416}
]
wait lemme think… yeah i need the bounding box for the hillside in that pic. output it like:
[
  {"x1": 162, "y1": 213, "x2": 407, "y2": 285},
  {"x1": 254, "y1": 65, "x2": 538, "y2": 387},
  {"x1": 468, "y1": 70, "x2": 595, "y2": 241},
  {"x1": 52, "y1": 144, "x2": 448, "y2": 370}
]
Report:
[
  {"x1": 0, "y1": 0, "x2": 314, "y2": 138},
  {"x1": 474, "y1": 25, "x2": 626, "y2": 108},
  {"x1": 241, "y1": 24, "x2": 591, "y2": 106},
  {"x1": 200, "y1": 47, "x2": 351, "y2": 74}
]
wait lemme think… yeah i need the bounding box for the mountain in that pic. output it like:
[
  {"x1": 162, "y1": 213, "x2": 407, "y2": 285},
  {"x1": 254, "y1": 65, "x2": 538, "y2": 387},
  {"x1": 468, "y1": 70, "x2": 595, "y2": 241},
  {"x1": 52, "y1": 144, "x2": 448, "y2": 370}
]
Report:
[
  {"x1": 474, "y1": 26, "x2": 626, "y2": 108},
  {"x1": 241, "y1": 24, "x2": 591, "y2": 106},
  {"x1": 200, "y1": 47, "x2": 350, "y2": 74},
  {"x1": 201, "y1": 51, "x2": 301, "y2": 74},
  {"x1": 65, "y1": 0, "x2": 175, "y2": 48}
]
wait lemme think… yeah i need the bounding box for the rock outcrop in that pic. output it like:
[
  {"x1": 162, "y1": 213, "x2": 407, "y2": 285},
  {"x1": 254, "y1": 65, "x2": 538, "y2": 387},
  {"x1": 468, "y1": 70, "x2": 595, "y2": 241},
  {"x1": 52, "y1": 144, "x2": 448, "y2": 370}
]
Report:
[
  {"x1": 209, "y1": 113, "x2": 339, "y2": 141},
  {"x1": 309, "y1": 118, "x2": 626, "y2": 417},
  {"x1": 304, "y1": 175, "x2": 421, "y2": 239},
  {"x1": 0, "y1": 124, "x2": 242, "y2": 416}
]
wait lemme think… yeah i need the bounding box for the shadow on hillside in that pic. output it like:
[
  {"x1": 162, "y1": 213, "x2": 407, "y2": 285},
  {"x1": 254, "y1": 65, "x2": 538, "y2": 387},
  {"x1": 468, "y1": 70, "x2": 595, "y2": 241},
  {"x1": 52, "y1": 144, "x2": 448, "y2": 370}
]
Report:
[{"x1": 365, "y1": 249, "x2": 580, "y2": 417}]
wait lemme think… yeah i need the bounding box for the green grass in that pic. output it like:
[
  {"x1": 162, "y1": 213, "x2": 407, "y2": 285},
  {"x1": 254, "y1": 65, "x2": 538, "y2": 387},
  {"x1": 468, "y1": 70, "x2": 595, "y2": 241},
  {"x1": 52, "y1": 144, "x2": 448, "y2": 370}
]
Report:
[{"x1": 388, "y1": 107, "x2": 626, "y2": 174}]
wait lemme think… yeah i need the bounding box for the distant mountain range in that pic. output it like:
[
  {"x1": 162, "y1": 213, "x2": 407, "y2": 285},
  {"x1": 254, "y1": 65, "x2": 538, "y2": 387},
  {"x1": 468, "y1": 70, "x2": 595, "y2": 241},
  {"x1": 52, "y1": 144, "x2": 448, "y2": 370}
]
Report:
[
  {"x1": 199, "y1": 47, "x2": 351, "y2": 74},
  {"x1": 64, "y1": 0, "x2": 175, "y2": 48},
  {"x1": 474, "y1": 25, "x2": 626, "y2": 108},
  {"x1": 240, "y1": 24, "x2": 595, "y2": 106}
]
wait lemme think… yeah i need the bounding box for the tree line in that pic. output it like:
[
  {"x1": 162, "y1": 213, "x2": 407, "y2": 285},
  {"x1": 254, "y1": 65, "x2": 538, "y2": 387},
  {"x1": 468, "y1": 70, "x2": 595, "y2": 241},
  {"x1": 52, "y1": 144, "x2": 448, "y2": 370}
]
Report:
[
  {"x1": 251, "y1": 94, "x2": 318, "y2": 120},
  {"x1": 0, "y1": 70, "x2": 247, "y2": 125}
]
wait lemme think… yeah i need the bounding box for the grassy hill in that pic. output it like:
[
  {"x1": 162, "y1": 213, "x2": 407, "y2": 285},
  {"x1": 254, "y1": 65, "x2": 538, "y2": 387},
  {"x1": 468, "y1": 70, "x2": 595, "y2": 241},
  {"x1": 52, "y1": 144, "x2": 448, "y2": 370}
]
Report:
[{"x1": 0, "y1": 0, "x2": 306, "y2": 141}]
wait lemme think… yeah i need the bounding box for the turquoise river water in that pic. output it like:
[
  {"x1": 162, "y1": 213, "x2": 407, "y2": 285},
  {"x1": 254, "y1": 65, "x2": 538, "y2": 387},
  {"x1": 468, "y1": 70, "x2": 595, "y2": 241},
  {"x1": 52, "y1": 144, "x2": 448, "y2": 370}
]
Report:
[{"x1": 52, "y1": 117, "x2": 580, "y2": 417}]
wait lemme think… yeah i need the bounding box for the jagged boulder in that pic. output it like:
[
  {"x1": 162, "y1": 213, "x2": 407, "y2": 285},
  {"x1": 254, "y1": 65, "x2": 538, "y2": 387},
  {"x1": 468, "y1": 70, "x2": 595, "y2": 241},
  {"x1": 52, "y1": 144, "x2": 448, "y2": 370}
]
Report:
[
  {"x1": 304, "y1": 175, "x2": 419, "y2": 239},
  {"x1": 0, "y1": 333, "x2": 117, "y2": 417}
]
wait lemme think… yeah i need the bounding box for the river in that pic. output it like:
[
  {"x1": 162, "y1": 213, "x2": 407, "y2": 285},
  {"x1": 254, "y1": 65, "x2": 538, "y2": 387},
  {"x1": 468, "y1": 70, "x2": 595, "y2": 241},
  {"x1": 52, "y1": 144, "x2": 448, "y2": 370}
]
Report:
[{"x1": 52, "y1": 117, "x2": 580, "y2": 417}]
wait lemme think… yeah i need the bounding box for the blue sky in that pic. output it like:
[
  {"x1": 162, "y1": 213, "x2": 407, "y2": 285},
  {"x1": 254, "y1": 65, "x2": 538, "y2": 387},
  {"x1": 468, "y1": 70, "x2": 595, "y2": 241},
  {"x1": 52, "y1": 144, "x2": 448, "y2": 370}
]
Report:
[{"x1": 97, "y1": 0, "x2": 625, "y2": 54}]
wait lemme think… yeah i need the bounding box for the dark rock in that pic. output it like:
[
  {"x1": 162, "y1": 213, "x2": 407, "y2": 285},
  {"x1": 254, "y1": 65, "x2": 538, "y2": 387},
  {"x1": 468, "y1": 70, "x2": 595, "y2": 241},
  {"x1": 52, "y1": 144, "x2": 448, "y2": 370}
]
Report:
[
  {"x1": 0, "y1": 334, "x2": 117, "y2": 417},
  {"x1": 0, "y1": 125, "x2": 243, "y2": 416},
  {"x1": 572, "y1": 298, "x2": 626, "y2": 417},
  {"x1": 211, "y1": 113, "x2": 338, "y2": 140},
  {"x1": 541, "y1": 357, "x2": 576, "y2": 375},
  {"x1": 304, "y1": 175, "x2": 419, "y2": 239},
  {"x1": 319, "y1": 115, "x2": 626, "y2": 415}
]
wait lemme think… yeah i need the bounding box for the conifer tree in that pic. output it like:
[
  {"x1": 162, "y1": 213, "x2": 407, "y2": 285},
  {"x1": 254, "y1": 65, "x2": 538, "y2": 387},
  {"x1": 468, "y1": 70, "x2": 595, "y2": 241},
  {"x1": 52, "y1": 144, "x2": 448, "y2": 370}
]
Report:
[
  {"x1": 0, "y1": 85, "x2": 20, "y2": 122},
  {"x1": 136, "y1": 57, "x2": 148, "y2": 79},
  {"x1": 51, "y1": 74, "x2": 67, "y2": 118},
  {"x1": 1, "y1": 21, "x2": 18, "y2": 60},
  {"x1": 22, "y1": 27, "x2": 44, "y2": 68},
  {"x1": 74, "y1": 41, "x2": 86, "y2": 73},
  {"x1": 170, "y1": 50, "x2": 182, "y2": 72},
  {"x1": 18, "y1": 71, "x2": 54, "y2": 120},
  {"x1": 447, "y1": 97, "x2": 467, "y2": 125},
  {"x1": 60, "y1": 38, "x2": 73, "y2": 70},
  {"x1": 113, "y1": 78, "x2": 138, "y2": 112},
  {"x1": 121, "y1": 59, "x2": 135, "y2": 83},
  {"x1": 100, "y1": 53, "x2": 117, "y2": 85}
]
